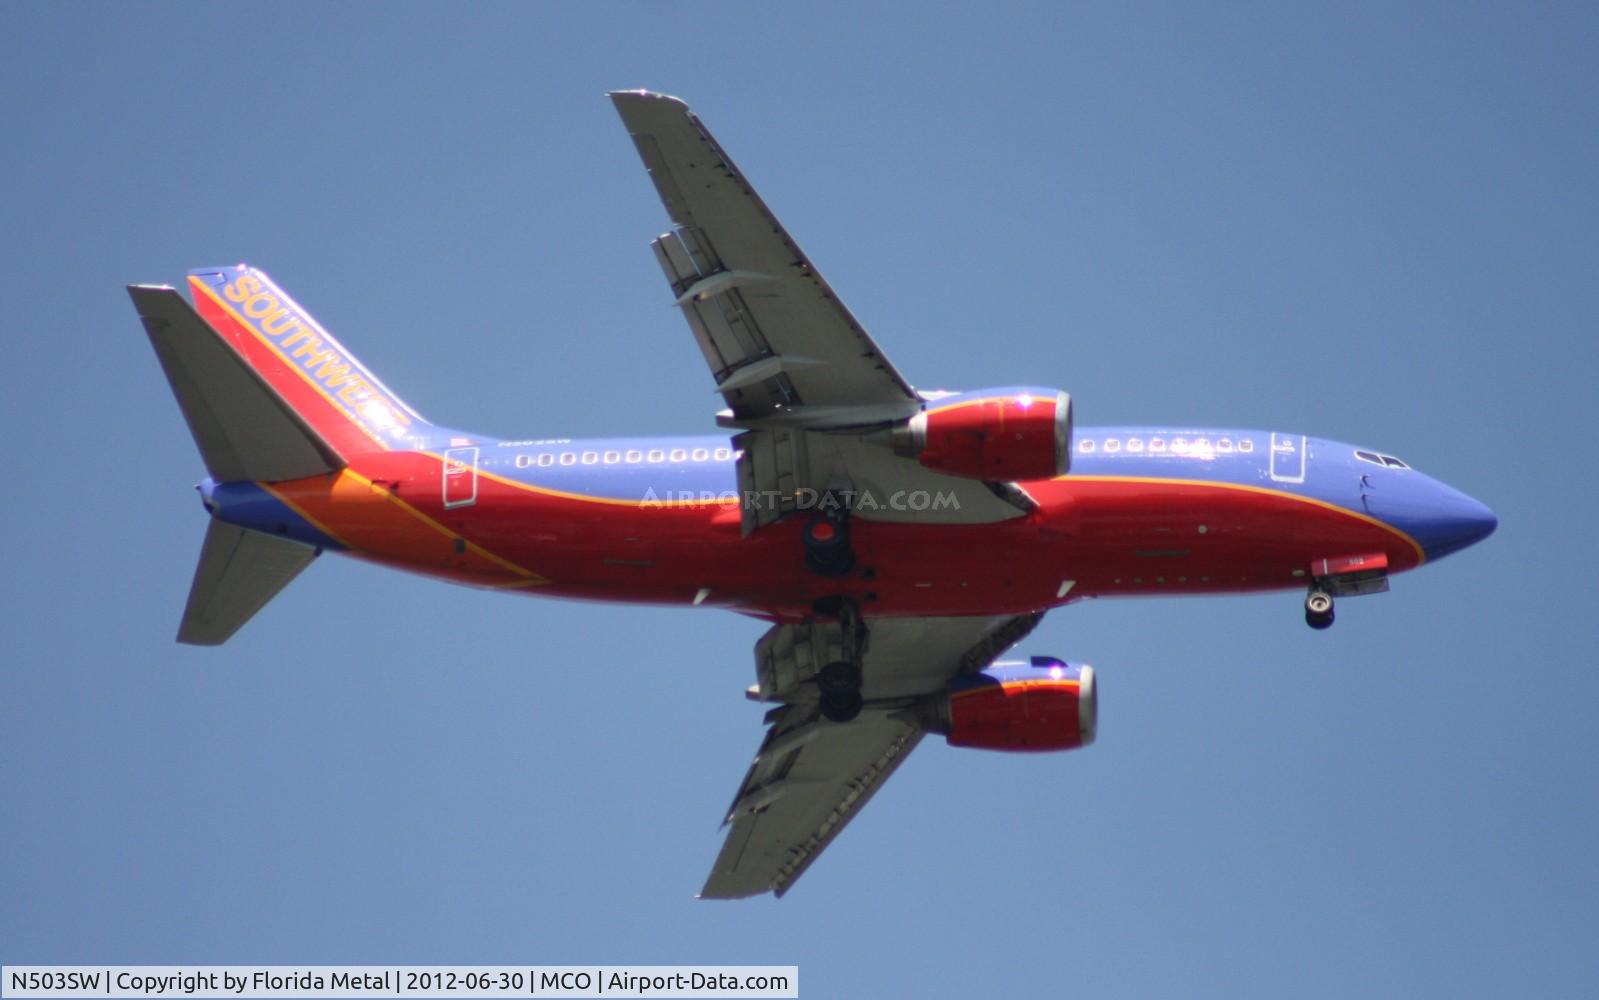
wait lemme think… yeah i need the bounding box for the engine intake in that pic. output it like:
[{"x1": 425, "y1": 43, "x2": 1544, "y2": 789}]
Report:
[
  {"x1": 929, "y1": 657, "x2": 1096, "y2": 752},
  {"x1": 894, "y1": 389, "x2": 1072, "y2": 482}
]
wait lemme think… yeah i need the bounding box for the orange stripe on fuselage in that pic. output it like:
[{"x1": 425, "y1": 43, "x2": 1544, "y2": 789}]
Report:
[{"x1": 262, "y1": 467, "x2": 547, "y2": 588}]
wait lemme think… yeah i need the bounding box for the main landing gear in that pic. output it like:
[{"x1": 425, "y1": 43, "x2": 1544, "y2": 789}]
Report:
[
  {"x1": 1305, "y1": 588, "x2": 1335, "y2": 630},
  {"x1": 801, "y1": 498, "x2": 867, "y2": 721},
  {"x1": 815, "y1": 596, "x2": 868, "y2": 723},
  {"x1": 817, "y1": 660, "x2": 864, "y2": 723}
]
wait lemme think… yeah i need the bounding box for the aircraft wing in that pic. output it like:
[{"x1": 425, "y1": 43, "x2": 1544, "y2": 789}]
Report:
[
  {"x1": 611, "y1": 91, "x2": 1029, "y2": 529},
  {"x1": 701, "y1": 612, "x2": 1044, "y2": 899},
  {"x1": 609, "y1": 90, "x2": 919, "y2": 424}
]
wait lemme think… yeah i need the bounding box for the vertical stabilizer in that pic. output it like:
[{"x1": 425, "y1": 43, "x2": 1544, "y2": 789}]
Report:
[{"x1": 185, "y1": 266, "x2": 432, "y2": 456}]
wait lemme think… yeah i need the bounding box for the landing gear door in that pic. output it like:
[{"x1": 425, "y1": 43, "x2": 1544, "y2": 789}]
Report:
[
  {"x1": 443, "y1": 447, "x2": 479, "y2": 509},
  {"x1": 1269, "y1": 433, "x2": 1306, "y2": 484}
]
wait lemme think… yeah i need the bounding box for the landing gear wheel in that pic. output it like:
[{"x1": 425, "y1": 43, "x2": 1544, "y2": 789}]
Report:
[
  {"x1": 816, "y1": 660, "x2": 864, "y2": 722},
  {"x1": 803, "y1": 514, "x2": 856, "y2": 578},
  {"x1": 1305, "y1": 589, "x2": 1335, "y2": 630},
  {"x1": 820, "y1": 689, "x2": 864, "y2": 723}
]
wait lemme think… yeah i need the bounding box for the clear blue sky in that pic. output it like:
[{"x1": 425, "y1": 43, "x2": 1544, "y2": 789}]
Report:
[{"x1": 3, "y1": 3, "x2": 1595, "y2": 996}]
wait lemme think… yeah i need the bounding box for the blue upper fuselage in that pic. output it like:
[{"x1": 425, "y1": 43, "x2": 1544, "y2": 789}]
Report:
[{"x1": 1063, "y1": 427, "x2": 1496, "y2": 562}]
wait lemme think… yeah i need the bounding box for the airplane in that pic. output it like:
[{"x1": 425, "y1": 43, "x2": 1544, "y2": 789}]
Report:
[{"x1": 127, "y1": 90, "x2": 1497, "y2": 899}]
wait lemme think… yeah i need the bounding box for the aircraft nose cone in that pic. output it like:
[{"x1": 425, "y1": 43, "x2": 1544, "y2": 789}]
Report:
[{"x1": 1423, "y1": 485, "x2": 1497, "y2": 561}]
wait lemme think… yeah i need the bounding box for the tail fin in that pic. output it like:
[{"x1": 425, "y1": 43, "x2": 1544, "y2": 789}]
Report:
[
  {"x1": 178, "y1": 521, "x2": 319, "y2": 645},
  {"x1": 130, "y1": 264, "x2": 426, "y2": 643},
  {"x1": 186, "y1": 265, "x2": 430, "y2": 462}
]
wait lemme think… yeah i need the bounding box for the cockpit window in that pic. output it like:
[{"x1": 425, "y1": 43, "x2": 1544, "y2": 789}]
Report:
[{"x1": 1355, "y1": 450, "x2": 1409, "y2": 470}]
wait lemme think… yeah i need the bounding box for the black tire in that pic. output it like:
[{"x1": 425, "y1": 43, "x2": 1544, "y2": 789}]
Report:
[{"x1": 820, "y1": 689, "x2": 864, "y2": 723}]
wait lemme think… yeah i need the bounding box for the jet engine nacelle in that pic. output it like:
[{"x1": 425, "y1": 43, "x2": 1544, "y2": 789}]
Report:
[
  {"x1": 894, "y1": 388, "x2": 1072, "y2": 482},
  {"x1": 930, "y1": 657, "x2": 1096, "y2": 752}
]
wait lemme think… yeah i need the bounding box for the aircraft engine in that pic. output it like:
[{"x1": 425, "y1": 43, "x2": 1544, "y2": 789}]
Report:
[
  {"x1": 894, "y1": 389, "x2": 1072, "y2": 482},
  {"x1": 927, "y1": 657, "x2": 1096, "y2": 752}
]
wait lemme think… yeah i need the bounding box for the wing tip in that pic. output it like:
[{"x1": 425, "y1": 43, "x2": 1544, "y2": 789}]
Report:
[
  {"x1": 696, "y1": 883, "x2": 769, "y2": 901},
  {"x1": 126, "y1": 284, "x2": 178, "y2": 310},
  {"x1": 607, "y1": 89, "x2": 689, "y2": 110}
]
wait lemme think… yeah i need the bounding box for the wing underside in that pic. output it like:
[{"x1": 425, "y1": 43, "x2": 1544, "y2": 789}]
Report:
[
  {"x1": 612, "y1": 90, "x2": 918, "y2": 420},
  {"x1": 703, "y1": 706, "x2": 922, "y2": 899},
  {"x1": 611, "y1": 90, "x2": 1031, "y2": 532},
  {"x1": 702, "y1": 613, "x2": 1044, "y2": 898}
]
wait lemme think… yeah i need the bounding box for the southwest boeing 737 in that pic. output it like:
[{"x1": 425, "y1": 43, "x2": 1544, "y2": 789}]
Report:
[{"x1": 128, "y1": 91, "x2": 1496, "y2": 898}]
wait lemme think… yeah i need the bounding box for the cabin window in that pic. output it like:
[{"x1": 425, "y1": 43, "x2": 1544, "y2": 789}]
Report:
[
  {"x1": 714, "y1": 447, "x2": 733, "y2": 461},
  {"x1": 1078, "y1": 439, "x2": 1096, "y2": 453},
  {"x1": 691, "y1": 448, "x2": 709, "y2": 462},
  {"x1": 537, "y1": 454, "x2": 554, "y2": 467},
  {"x1": 669, "y1": 449, "x2": 687, "y2": 462},
  {"x1": 515, "y1": 455, "x2": 532, "y2": 469},
  {"x1": 625, "y1": 450, "x2": 642, "y2": 463},
  {"x1": 603, "y1": 451, "x2": 620, "y2": 464},
  {"x1": 1148, "y1": 439, "x2": 1166, "y2": 452},
  {"x1": 648, "y1": 449, "x2": 665, "y2": 463},
  {"x1": 559, "y1": 453, "x2": 576, "y2": 466},
  {"x1": 1126, "y1": 438, "x2": 1144, "y2": 453}
]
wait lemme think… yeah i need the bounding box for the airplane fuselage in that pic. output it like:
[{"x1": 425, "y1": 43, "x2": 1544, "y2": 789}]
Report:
[{"x1": 203, "y1": 423, "x2": 1494, "y2": 621}]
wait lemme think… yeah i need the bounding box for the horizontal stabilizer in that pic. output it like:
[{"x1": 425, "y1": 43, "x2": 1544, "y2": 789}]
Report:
[
  {"x1": 129, "y1": 285, "x2": 343, "y2": 483},
  {"x1": 179, "y1": 522, "x2": 318, "y2": 645}
]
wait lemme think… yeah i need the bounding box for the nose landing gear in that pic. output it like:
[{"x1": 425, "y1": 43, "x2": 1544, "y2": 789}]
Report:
[{"x1": 1305, "y1": 589, "x2": 1335, "y2": 630}]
